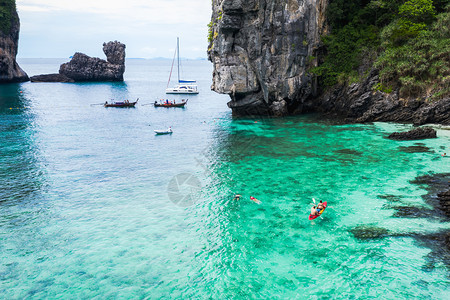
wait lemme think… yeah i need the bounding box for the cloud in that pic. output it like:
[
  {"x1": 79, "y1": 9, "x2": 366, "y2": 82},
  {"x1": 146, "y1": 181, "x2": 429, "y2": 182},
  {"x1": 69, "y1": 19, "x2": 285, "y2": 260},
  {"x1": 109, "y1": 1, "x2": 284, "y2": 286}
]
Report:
[
  {"x1": 16, "y1": 0, "x2": 212, "y2": 58},
  {"x1": 17, "y1": 0, "x2": 211, "y2": 25}
]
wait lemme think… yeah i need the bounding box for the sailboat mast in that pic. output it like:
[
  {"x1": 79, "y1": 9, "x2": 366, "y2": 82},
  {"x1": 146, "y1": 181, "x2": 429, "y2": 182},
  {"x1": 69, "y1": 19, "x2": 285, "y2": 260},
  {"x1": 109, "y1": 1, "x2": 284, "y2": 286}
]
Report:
[{"x1": 177, "y1": 37, "x2": 180, "y2": 83}]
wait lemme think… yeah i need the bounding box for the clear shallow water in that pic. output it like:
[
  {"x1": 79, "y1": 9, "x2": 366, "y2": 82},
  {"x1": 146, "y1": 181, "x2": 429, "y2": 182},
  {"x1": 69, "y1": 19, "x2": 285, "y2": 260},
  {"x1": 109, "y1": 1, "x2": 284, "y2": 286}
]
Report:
[{"x1": 0, "y1": 59, "x2": 449, "y2": 299}]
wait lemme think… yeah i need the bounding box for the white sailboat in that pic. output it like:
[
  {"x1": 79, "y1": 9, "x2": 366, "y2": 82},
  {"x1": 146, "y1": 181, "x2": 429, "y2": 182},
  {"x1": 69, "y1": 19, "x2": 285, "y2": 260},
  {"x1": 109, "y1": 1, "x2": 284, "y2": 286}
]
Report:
[{"x1": 166, "y1": 37, "x2": 199, "y2": 94}]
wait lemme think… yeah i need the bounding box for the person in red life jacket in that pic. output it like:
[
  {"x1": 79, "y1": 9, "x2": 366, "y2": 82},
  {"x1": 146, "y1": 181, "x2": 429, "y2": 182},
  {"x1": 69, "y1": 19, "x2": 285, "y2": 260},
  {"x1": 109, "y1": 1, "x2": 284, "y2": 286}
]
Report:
[{"x1": 250, "y1": 196, "x2": 261, "y2": 204}]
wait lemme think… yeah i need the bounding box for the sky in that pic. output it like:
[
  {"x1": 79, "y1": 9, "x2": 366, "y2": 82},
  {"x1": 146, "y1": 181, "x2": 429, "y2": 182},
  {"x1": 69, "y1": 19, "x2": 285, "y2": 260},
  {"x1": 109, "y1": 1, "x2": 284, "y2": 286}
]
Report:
[{"x1": 16, "y1": 0, "x2": 212, "y2": 59}]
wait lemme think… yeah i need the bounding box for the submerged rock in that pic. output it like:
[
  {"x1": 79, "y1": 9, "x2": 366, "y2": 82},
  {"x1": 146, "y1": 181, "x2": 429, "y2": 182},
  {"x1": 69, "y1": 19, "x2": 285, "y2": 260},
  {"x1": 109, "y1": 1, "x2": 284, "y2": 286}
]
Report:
[
  {"x1": 0, "y1": 1, "x2": 29, "y2": 83},
  {"x1": 30, "y1": 41, "x2": 126, "y2": 82},
  {"x1": 398, "y1": 145, "x2": 432, "y2": 153},
  {"x1": 387, "y1": 127, "x2": 437, "y2": 140},
  {"x1": 410, "y1": 173, "x2": 450, "y2": 219},
  {"x1": 350, "y1": 225, "x2": 389, "y2": 240},
  {"x1": 437, "y1": 190, "x2": 450, "y2": 218},
  {"x1": 412, "y1": 231, "x2": 450, "y2": 270}
]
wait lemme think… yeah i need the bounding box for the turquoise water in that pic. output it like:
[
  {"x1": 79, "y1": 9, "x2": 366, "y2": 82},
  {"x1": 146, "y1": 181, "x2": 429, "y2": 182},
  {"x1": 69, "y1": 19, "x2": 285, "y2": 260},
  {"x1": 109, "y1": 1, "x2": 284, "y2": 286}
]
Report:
[{"x1": 0, "y1": 59, "x2": 449, "y2": 299}]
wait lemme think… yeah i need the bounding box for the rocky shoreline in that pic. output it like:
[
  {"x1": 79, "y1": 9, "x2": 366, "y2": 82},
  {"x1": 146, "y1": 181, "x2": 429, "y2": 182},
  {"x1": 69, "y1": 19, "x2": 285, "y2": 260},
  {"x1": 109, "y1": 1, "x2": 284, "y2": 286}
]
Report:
[{"x1": 312, "y1": 69, "x2": 450, "y2": 126}]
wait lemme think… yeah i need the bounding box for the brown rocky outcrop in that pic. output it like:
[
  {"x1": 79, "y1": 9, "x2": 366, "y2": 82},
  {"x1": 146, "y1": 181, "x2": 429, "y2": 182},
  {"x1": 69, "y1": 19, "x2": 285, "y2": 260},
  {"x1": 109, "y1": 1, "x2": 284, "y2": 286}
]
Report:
[
  {"x1": 30, "y1": 41, "x2": 126, "y2": 82},
  {"x1": 0, "y1": 1, "x2": 29, "y2": 83}
]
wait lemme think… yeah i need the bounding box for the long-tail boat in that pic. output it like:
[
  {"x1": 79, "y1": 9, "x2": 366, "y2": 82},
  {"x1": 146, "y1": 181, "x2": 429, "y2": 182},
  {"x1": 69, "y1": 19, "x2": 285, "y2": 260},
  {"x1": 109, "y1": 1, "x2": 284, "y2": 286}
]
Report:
[
  {"x1": 104, "y1": 98, "x2": 139, "y2": 107},
  {"x1": 154, "y1": 99, "x2": 188, "y2": 107}
]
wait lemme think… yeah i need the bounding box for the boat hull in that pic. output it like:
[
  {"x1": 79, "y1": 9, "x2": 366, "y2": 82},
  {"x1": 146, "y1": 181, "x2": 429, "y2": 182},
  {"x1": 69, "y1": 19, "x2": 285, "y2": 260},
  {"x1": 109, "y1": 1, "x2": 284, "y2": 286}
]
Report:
[
  {"x1": 165, "y1": 90, "x2": 198, "y2": 94},
  {"x1": 154, "y1": 102, "x2": 187, "y2": 107},
  {"x1": 104, "y1": 103, "x2": 137, "y2": 108},
  {"x1": 154, "y1": 130, "x2": 173, "y2": 135},
  {"x1": 104, "y1": 99, "x2": 138, "y2": 108}
]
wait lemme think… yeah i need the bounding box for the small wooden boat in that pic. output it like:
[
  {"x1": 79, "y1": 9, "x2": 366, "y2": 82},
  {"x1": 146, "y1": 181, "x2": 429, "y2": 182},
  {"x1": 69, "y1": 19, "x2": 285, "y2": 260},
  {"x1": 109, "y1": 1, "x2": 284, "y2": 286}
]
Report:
[
  {"x1": 154, "y1": 128, "x2": 173, "y2": 135},
  {"x1": 154, "y1": 99, "x2": 187, "y2": 107},
  {"x1": 104, "y1": 98, "x2": 138, "y2": 107}
]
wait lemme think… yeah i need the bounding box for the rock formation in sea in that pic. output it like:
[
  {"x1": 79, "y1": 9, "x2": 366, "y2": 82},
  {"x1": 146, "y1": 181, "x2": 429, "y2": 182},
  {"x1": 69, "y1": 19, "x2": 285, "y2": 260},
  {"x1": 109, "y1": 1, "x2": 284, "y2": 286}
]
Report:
[
  {"x1": 30, "y1": 41, "x2": 126, "y2": 82},
  {"x1": 208, "y1": 1, "x2": 450, "y2": 124},
  {"x1": 0, "y1": 0, "x2": 29, "y2": 83},
  {"x1": 387, "y1": 127, "x2": 437, "y2": 141},
  {"x1": 208, "y1": 0, "x2": 327, "y2": 116}
]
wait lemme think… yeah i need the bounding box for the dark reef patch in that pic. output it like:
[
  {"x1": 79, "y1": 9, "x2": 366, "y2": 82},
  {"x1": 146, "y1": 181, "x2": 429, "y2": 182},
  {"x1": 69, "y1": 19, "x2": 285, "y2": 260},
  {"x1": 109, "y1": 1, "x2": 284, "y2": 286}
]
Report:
[
  {"x1": 411, "y1": 231, "x2": 450, "y2": 272},
  {"x1": 410, "y1": 173, "x2": 450, "y2": 219},
  {"x1": 378, "y1": 194, "x2": 404, "y2": 202},
  {"x1": 390, "y1": 205, "x2": 436, "y2": 219},
  {"x1": 350, "y1": 225, "x2": 390, "y2": 240},
  {"x1": 398, "y1": 145, "x2": 433, "y2": 153},
  {"x1": 333, "y1": 149, "x2": 363, "y2": 156}
]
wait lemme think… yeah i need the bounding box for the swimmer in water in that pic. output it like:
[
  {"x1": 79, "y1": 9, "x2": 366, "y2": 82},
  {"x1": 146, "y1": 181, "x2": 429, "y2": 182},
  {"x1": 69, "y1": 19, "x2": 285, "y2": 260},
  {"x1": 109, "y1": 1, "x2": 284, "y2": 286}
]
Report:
[{"x1": 250, "y1": 196, "x2": 261, "y2": 204}]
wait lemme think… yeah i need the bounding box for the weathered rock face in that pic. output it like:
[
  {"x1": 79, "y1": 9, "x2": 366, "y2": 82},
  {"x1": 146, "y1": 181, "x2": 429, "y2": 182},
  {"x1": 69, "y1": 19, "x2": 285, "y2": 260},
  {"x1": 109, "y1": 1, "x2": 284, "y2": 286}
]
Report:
[
  {"x1": 58, "y1": 41, "x2": 126, "y2": 81},
  {"x1": 315, "y1": 69, "x2": 450, "y2": 125},
  {"x1": 209, "y1": 1, "x2": 449, "y2": 125},
  {"x1": 208, "y1": 0, "x2": 327, "y2": 116},
  {"x1": 0, "y1": 1, "x2": 29, "y2": 83}
]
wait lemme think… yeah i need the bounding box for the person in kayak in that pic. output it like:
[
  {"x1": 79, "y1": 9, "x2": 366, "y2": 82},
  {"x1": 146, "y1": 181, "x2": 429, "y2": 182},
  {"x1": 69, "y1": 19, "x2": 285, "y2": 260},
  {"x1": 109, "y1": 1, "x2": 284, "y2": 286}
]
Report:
[
  {"x1": 317, "y1": 200, "x2": 324, "y2": 211},
  {"x1": 311, "y1": 206, "x2": 319, "y2": 216}
]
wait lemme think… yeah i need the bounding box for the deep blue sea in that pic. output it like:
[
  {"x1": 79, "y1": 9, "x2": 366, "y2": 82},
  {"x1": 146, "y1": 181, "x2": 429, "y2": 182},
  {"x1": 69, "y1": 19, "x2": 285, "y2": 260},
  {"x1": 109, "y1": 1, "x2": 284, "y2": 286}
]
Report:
[{"x1": 0, "y1": 58, "x2": 449, "y2": 299}]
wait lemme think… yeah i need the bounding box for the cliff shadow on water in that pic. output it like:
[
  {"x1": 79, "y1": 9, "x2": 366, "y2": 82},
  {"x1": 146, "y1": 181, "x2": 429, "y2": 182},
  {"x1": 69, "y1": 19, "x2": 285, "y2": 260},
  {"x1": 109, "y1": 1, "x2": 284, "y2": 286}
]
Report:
[{"x1": 0, "y1": 84, "x2": 47, "y2": 206}]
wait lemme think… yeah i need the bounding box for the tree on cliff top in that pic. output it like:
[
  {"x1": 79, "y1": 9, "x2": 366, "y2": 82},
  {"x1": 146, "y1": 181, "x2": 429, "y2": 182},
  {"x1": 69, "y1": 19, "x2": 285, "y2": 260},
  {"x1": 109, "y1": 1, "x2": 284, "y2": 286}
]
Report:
[
  {"x1": 313, "y1": 0, "x2": 449, "y2": 100},
  {"x1": 383, "y1": 0, "x2": 436, "y2": 45},
  {"x1": 0, "y1": 0, "x2": 17, "y2": 35}
]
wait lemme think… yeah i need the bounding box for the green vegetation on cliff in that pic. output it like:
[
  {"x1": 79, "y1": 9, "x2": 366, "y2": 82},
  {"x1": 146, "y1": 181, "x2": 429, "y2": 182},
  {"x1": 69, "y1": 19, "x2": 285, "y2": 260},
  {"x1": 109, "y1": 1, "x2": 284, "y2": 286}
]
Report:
[
  {"x1": 0, "y1": 0, "x2": 17, "y2": 34},
  {"x1": 313, "y1": 0, "x2": 450, "y2": 100}
]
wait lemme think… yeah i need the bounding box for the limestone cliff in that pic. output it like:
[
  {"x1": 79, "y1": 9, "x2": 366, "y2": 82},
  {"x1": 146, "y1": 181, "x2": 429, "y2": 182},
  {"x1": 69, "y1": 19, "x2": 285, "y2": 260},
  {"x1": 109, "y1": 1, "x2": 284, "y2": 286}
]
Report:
[
  {"x1": 31, "y1": 41, "x2": 126, "y2": 82},
  {"x1": 0, "y1": 0, "x2": 29, "y2": 83},
  {"x1": 209, "y1": 1, "x2": 449, "y2": 125},
  {"x1": 208, "y1": 0, "x2": 327, "y2": 116}
]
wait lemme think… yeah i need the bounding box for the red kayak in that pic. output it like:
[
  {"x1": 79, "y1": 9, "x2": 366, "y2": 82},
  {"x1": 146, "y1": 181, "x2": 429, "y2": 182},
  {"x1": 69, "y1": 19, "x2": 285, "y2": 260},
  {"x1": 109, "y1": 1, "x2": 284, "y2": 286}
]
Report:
[{"x1": 309, "y1": 201, "x2": 327, "y2": 220}]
